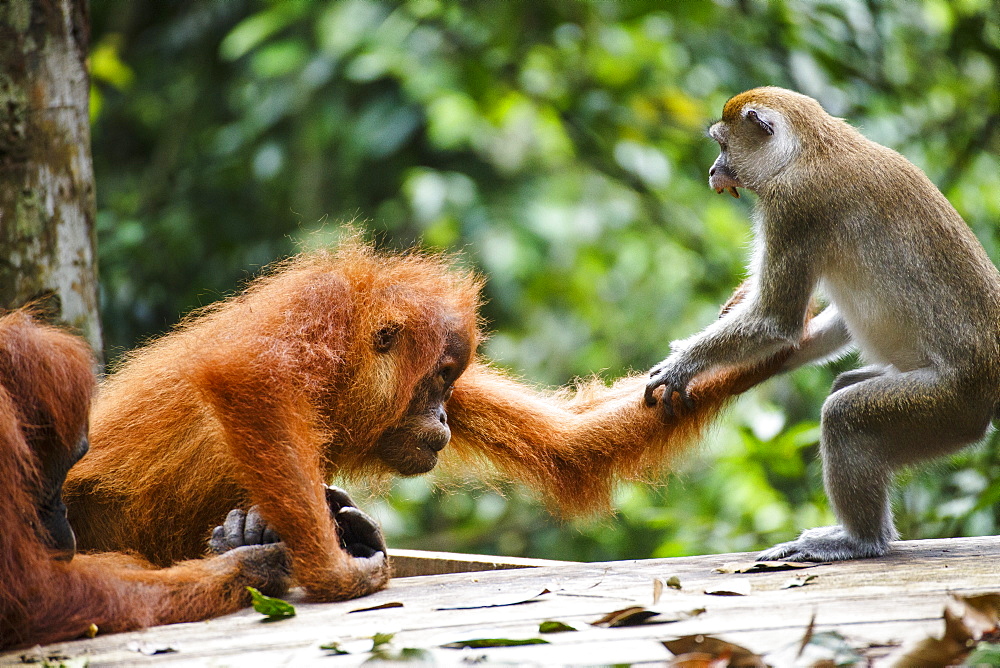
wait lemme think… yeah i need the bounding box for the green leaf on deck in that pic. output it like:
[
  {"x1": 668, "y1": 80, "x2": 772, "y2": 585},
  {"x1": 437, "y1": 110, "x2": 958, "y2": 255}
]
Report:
[
  {"x1": 371, "y1": 632, "x2": 396, "y2": 648},
  {"x1": 441, "y1": 638, "x2": 549, "y2": 649},
  {"x1": 22, "y1": 657, "x2": 90, "y2": 668},
  {"x1": 319, "y1": 642, "x2": 350, "y2": 655},
  {"x1": 247, "y1": 586, "x2": 296, "y2": 620},
  {"x1": 966, "y1": 643, "x2": 1000, "y2": 666},
  {"x1": 539, "y1": 620, "x2": 577, "y2": 633},
  {"x1": 364, "y1": 647, "x2": 433, "y2": 663}
]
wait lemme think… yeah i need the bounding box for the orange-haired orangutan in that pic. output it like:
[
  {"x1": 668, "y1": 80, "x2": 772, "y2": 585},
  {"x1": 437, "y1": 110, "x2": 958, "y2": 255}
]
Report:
[
  {"x1": 0, "y1": 310, "x2": 297, "y2": 650},
  {"x1": 64, "y1": 240, "x2": 795, "y2": 603}
]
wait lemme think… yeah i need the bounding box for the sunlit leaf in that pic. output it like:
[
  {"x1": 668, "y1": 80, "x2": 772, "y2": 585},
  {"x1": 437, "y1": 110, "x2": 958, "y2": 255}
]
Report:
[{"x1": 319, "y1": 641, "x2": 350, "y2": 655}]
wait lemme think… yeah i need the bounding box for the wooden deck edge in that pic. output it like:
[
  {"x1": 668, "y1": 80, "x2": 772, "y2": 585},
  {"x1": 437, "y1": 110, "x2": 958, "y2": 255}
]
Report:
[{"x1": 387, "y1": 547, "x2": 575, "y2": 578}]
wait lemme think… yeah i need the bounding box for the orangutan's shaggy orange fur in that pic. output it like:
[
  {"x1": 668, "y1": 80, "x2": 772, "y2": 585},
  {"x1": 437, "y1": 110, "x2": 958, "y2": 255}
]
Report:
[{"x1": 65, "y1": 240, "x2": 790, "y2": 603}]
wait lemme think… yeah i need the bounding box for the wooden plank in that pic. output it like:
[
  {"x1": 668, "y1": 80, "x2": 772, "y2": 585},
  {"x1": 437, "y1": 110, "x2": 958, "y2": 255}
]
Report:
[
  {"x1": 5, "y1": 536, "x2": 1000, "y2": 667},
  {"x1": 388, "y1": 548, "x2": 573, "y2": 577}
]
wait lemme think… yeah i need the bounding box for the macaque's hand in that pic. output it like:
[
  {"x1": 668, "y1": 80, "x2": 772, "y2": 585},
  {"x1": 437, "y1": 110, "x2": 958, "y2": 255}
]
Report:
[{"x1": 644, "y1": 354, "x2": 697, "y2": 417}]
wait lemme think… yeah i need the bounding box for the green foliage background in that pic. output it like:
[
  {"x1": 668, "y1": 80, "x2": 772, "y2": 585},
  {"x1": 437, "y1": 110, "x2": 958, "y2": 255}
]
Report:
[{"x1": 89, "y1": 0, "x2": 1000, "y2": 562}]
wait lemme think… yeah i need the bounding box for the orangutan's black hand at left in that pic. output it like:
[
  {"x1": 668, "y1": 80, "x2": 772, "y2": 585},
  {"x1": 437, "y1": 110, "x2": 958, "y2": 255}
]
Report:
[{"x1": 209, "y1": 485, "x2": 387, "y2": 561}]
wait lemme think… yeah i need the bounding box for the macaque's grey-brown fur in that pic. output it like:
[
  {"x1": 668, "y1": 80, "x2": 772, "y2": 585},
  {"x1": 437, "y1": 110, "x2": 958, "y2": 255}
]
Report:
[{"x1": 646, "y1": 86, "x2": 1000, "y2": 561}]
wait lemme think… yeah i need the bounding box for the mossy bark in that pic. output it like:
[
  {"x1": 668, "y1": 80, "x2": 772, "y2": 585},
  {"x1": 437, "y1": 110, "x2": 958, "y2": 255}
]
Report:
[{"x1": 0, "y1": 0, "x2": 102, "y2": 356}]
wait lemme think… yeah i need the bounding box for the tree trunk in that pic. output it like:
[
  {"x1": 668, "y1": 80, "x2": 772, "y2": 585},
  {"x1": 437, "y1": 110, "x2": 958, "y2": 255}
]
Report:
[{"x1": 0, "y1": 0, "x2": 102, "y2": 356}]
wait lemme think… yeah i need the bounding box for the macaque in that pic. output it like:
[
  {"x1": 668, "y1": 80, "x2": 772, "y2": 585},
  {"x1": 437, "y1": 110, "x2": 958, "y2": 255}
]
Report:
[{"x1": 646, "y1": 86, "x2": 1000, "y2": 562}]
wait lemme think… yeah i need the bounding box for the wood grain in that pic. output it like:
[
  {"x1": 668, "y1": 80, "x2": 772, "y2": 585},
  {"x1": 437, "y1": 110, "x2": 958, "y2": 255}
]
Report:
[{"x1": 5, "y1": 536, "x2": 999, "y2": 666}]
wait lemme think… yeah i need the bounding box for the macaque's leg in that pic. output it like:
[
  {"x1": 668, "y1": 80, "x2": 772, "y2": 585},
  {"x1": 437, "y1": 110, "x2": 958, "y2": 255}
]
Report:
[
  {"x1": 760, "y1": 367, "x2": 993, "y2": 561},
  {"x1": 829, "y1": 365, "x2": 888, "y2": 393}
]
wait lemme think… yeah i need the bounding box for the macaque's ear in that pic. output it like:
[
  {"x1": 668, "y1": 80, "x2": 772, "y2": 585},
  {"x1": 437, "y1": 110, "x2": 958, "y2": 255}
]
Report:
[
  {"x1": 373, "y1": 322, "x2": 403, "y2": 353},
  {"x1": 745, "y1": 109, "x2": 774, "y2": 136}
]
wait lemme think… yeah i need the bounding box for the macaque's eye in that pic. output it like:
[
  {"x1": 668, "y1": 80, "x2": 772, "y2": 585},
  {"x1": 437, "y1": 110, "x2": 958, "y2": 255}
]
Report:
[
  {"x1": 374, "y1": 323, "x2": 403, "y2": 353},
  {"x1": 746, "y1": 109, "x2": 774, "y2": 136}
]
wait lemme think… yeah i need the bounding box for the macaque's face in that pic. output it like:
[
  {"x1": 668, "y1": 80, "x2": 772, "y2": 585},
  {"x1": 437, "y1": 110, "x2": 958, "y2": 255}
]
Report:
[
  {"x1": 708, "y1": 120, "x2": 743, "y2": 198},
  {"x1": 708, "y1": 98, "x2": 799, "y2": 196}
]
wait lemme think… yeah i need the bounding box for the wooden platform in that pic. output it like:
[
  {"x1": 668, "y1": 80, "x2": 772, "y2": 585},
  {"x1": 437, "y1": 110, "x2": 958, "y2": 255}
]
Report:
[{"x1": 5, "y1": 535, "x2": 1000, "y2": 666}]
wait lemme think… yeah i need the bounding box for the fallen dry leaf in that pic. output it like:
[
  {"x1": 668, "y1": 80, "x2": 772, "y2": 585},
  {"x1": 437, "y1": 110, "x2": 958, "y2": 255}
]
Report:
[
  {"x1": 668, "y1": 652, "x2": 729, "y2": 667},
  {"x1": 664, "y1": 635, "x2": 767, "y2": 668},
  {"x1": 885, "y1": 591, "x2": 1000, "y2": 666},
  {"x1": 127, "y1": 641, "x2": 177, "y2": 656},
  {"x1": 436, "y1": 588, "x2": 550, "y2": 610},
  {"x1": 591, "y1": 606, "x2": 704, "y2": 627},
  {"x1": 713, "y1": 561, "x2": 821, "y2": 574},
  {"x1": 591, "y1": 606, "x2": 660, "y2": 627},
  {"x1": 887, "y1": 606, "x2": 974, "y2": 667},
  {"x1": 349, "y1": 601, "x2": 404, "y2": 613},
  {"x1": 704, "y1": 579, "x2": 751, "y2": 596},
  {"x1": 954, "y1": 592, "x2": 1000, "y2": 633},
  {"x1": 781, "y1": 574, "x2": 818, "y2": 589}
]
